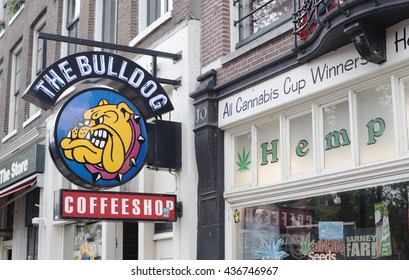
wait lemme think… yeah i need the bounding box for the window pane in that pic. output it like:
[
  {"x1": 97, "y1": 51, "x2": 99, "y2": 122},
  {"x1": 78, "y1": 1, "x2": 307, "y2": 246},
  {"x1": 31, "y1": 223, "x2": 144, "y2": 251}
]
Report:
[
  {"x1": 102, "y1": 0, "x2": 117, "y2": 44},
  {"x1": 36, "y1": 24, "x2": 45, "y2": 74},
  {"x1": 356, "y1": 82, "x2": 395, "y2": 164},
  {"x1": 290, "y1": 113, "x2": 313, "y2": 175},
  {"x1": 257, "y1": 120, "x2": 280, "y2": 185},
  {"x1": 147, "y1": 0, "x2": 169, "y2": 26},
  {"x1": 239, "y1": 0, "x2": 292, "y2": 42},
  {"x1": 67, "y1": 0, "x2": 79, "y2": 55},
  {"x1": 14, "y1": 50, "x2": 21, "y2": 94},
  {"x1": 404, "y1": 80, "x2": 409, "y2": 148},
  {"x1": 234, "y1": 131, "x2": 252, "y2": 187},
  {"x1": 323, "y1": 101, "x2": 351, "y2": 168}
]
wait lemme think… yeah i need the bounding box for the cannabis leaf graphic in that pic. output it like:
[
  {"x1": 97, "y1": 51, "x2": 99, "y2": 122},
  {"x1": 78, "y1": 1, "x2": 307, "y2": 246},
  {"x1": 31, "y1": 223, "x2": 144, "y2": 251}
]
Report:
[
  {"x1": 300, "y1": 232, "x2": 314, "y2": 256},
  {"x1": 255, "y1": 238, "x2": 289, "y2": 260},
  {"x1": 236, "y1": 148, "x2": 251, "y2": 172}
]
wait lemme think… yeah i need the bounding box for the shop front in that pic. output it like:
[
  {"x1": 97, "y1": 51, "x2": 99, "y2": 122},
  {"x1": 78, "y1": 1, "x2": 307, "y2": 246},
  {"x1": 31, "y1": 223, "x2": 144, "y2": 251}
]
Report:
[
  {"x1": 220, "y1": 18, "x2": 409, "y2": 260},
  {"x1": 0, "y1": 144, "x2": 45, "y2": 260}
]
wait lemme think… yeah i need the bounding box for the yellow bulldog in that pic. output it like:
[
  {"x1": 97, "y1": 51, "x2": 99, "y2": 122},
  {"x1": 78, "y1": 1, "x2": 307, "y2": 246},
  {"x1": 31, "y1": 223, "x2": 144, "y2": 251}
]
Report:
[{"x1": 60, "y1": 99, "x2": 136, "y2": 174}]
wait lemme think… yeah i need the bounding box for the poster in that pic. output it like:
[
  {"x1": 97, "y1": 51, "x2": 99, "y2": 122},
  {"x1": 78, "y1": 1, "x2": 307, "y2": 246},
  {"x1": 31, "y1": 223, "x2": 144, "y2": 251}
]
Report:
[
  {"x1": 74, "y1": 222, "x2": 102, "y2": 260},
  {"x1": 318, "y1": 221, "x2": 343, "y2": 240},
  {"x1": 345, "y1": 228, "x2": 376, "y2": 259},
  {"x1": 374, "y1": 202, "x2": 392, "y2": 257}
]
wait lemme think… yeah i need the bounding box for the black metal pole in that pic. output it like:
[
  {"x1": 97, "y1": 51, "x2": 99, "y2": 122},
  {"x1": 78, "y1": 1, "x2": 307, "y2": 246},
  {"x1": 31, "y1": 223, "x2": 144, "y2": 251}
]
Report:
[{"x1": 39, "y1": 32, "x2": 182, "y2": 61}]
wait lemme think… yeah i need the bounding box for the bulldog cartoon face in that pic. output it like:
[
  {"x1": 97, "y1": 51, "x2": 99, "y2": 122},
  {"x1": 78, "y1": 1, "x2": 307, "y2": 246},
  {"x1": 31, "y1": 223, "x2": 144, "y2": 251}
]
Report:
[{"x1": 59, "y1": 98, "x2": 146, "y2": 182}]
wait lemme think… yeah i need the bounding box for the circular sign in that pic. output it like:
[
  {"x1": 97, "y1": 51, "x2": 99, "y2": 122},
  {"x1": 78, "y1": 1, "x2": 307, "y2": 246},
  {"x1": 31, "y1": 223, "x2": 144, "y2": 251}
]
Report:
[{"x1": 50, "y1": 88, "x2": 148, "y2": 189}]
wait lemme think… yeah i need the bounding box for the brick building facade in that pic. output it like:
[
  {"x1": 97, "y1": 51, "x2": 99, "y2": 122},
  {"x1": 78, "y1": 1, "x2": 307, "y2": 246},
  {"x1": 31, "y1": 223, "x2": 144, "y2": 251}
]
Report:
[{"x1": 0, "y1": 0, "x2": 200, "y2": 260}]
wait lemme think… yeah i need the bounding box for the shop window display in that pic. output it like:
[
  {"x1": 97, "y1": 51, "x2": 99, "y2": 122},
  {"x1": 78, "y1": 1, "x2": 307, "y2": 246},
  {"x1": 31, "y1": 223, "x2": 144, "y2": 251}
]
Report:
[{"x1": 234, "y1": 182, "x2": 409, "y2": 260}]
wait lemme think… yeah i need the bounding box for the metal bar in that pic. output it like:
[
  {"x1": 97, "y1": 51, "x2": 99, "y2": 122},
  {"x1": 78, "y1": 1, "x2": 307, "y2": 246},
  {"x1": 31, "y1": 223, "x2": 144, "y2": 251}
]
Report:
[
  {"x1": 156, "y1": 77, "x2": 181, "y2": 87},
  {"x1": 39, "y1": 32, "x2": 182, "y2": 61},
  {"x1": 152, "y1": 56, "x2": 157, "y2": 78},
  {"x1": 42, "y1": 36, "x2": 47, "y2": 71},
  {"x1": 234, "y1": 0, "x2": 276, "y2": 26}
]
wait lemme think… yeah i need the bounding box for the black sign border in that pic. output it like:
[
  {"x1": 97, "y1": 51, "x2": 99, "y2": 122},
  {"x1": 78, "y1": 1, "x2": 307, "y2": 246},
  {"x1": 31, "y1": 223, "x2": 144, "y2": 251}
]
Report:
[{"x1": 22, "y1": 51, "x2": 174, "y2": 119}]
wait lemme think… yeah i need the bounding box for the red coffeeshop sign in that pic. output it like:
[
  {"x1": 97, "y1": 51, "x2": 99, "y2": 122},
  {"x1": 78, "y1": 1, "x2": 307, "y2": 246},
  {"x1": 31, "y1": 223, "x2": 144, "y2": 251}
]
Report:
[{"x1": 54, "y1": 190, "x2": 177, "y2": 222}]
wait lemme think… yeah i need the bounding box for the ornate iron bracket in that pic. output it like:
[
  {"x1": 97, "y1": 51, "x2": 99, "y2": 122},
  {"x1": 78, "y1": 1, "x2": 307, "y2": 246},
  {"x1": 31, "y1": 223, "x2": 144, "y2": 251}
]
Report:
[{"x1": 344, "y1": 22, "x2": 386, "y2": 64}]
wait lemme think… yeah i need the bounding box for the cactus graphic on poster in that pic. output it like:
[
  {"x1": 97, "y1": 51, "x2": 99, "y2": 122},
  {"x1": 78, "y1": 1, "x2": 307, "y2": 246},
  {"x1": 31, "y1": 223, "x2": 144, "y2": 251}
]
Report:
[{"x1": 374, "y1": 202, "x2": 392, "y2": 257}]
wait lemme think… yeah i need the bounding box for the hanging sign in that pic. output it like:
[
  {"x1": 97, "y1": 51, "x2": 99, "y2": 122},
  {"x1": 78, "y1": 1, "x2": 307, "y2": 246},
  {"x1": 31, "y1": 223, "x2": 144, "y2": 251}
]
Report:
[
  {"x1": 22, "y1": 51, "x2": 174, "y2": 119},
  {"x1": 54, "y1": 189, "x2": 177, "y2": 221},
  {"x1": 49, "y1": 87, "x2": 148, "y2": 189},
  {"x1": 0, "y1": 144, "x2": 44, "y2": 189}
]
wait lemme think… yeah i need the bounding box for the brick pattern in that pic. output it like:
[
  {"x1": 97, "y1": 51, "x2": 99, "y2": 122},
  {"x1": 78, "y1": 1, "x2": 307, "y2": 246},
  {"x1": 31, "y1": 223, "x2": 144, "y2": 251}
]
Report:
[
  {"x1": 217, "y1": 32, "x2": 293, "y2": 83},
  {"x1": 201, "y1": 0, "x2": 231, "y2": 67}
]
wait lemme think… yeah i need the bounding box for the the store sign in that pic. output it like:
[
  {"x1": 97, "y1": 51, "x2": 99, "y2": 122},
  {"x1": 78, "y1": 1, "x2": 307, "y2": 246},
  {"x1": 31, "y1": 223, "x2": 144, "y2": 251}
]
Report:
[
  {"x1": 0, "y1": 144, "x2": 44, "y2": 190},
  {"x1": 218, "y1": 18, "x2": 409, "y2": 128},
  {"x1": 54, "y1": 189, "x2": 177, "y2": 222},
  {"x1": 49, "y1": 88, "x2": 148, "y2": 189},
  {"x1": 22, "y1": 51, "x2": 174, "y2": 119}
]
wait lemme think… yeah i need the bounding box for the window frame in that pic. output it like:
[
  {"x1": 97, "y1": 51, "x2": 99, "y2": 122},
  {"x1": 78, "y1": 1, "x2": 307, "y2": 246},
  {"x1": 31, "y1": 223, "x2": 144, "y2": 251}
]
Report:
[
  {"x1": 63, "y1": 0, "x2": 80, "y2": 56},
  {"x1": 24, "y1": 16, "x2": 45, "y2": 125},
  {"x1": 131, "y1": 0, "x2": 172, "y2": 46},
  {"x1": 94, "y1": 0, "x2": 118, "y2": 49},
  {"x1": 224, "y1": 75, "x2": 406, "y2": 193},
  {"x1": 232, "y1": 0, "x2": 293, "y2": 49},
  {"x1": 8, "y1": 43, "x2": 23, "y2": 134}
]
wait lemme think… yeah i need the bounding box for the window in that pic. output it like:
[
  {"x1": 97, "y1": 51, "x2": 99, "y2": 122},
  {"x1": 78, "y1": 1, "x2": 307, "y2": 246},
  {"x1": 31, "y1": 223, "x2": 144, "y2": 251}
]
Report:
[
  {"x1": 404, "y1": 80, "x2": 409, "y2": 148},
  {"x1": 9, "y1": 45, "x2": 22, "y2": 133},
  {"x1": 95, "y1": 0, "x2": 117, "y2": 51},
  {"x1": 234, "y1": 182, "x2": 409, "y2": 260},
  {"x1": 138, "y1": 0, "x2": 172, "y2": 33},
  {"x1": 258, "y1": 120, "x2": 281, "y2": 185},
  {"x1": 356, "y1": 82, "x2": 395, "y2": 164},
  {"x1": 289, "y1": 113, "x2": 313, "y2": 176},
  {"x1": 27, "y1": 17, "x2": 45, "y2": 121},
  {"x1": 65, "y1": 0, "x2": 80, "y2": 55},
  {"x1": 322, "y1": 100, "x2": 351, "y2": 169},
  {"x1": 0, "y1": 67, "x2": 4, "y2": 136},
  {"x1": 233, "y1": 0, "x2": 292, "y2": 46},
  {"x1": 228, "y1": 79, "x2": 402, "y2": 190},
  {"x1": 234, "y1": 131, "x2": 252, "y2": 187},
  {"x1": 0, "y1": 1, "x2": 6, "y2": 33},
  {"x1": 7, "y1": 0, "x2": 24, "y2": 18},
  {"x1": 101, "y1": 0, "x2": 117, "y2": 44},
  {"x1": 147, "y1": 0, "x2": 169, "y2": 26},
  {"x1": 25, "y1": 188, "x2": 39, "y2": 260}
]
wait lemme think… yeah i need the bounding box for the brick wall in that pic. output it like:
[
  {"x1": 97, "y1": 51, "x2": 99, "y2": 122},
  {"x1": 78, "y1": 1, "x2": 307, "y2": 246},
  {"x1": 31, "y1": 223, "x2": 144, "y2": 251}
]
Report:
[
  {"x1": 200, "y1": 0, "x2": 294, "y2": 86},
  {"x1": 217, "y1": 32, "x2": 293, "y2": 83},
  {"x1": 200, "y1": 0, "x2": 231, "y2": 67}
]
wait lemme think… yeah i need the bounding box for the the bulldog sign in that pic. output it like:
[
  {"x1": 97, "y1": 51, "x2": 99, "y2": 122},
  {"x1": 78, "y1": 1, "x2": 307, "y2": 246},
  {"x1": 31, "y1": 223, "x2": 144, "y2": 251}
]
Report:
[
  {"x1": 23, "y1": 51, "x2": 177, "y2": 189},
  {"x1": 50, "y1": 88, "x2": 148, "y2": 189},
  {"x1": 22, "y1": 51, "x2": 174, "y2": 119}
]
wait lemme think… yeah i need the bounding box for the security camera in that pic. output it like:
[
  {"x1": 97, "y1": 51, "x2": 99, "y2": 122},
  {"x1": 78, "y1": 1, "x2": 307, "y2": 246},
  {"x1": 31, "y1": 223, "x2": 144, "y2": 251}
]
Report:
[
  {"x1": 32, "y1": 217, "x2": 46, "y2": 228},
  {"x1": 32, "y1": 217, "x2": 41, "y2": 226}
]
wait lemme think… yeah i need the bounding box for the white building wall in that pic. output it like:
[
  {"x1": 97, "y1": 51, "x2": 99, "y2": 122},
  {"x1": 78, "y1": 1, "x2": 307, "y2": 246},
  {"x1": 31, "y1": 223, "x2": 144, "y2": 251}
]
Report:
[{"x1": 134, "y1": 19, "x2": 200, "y2": 260}]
